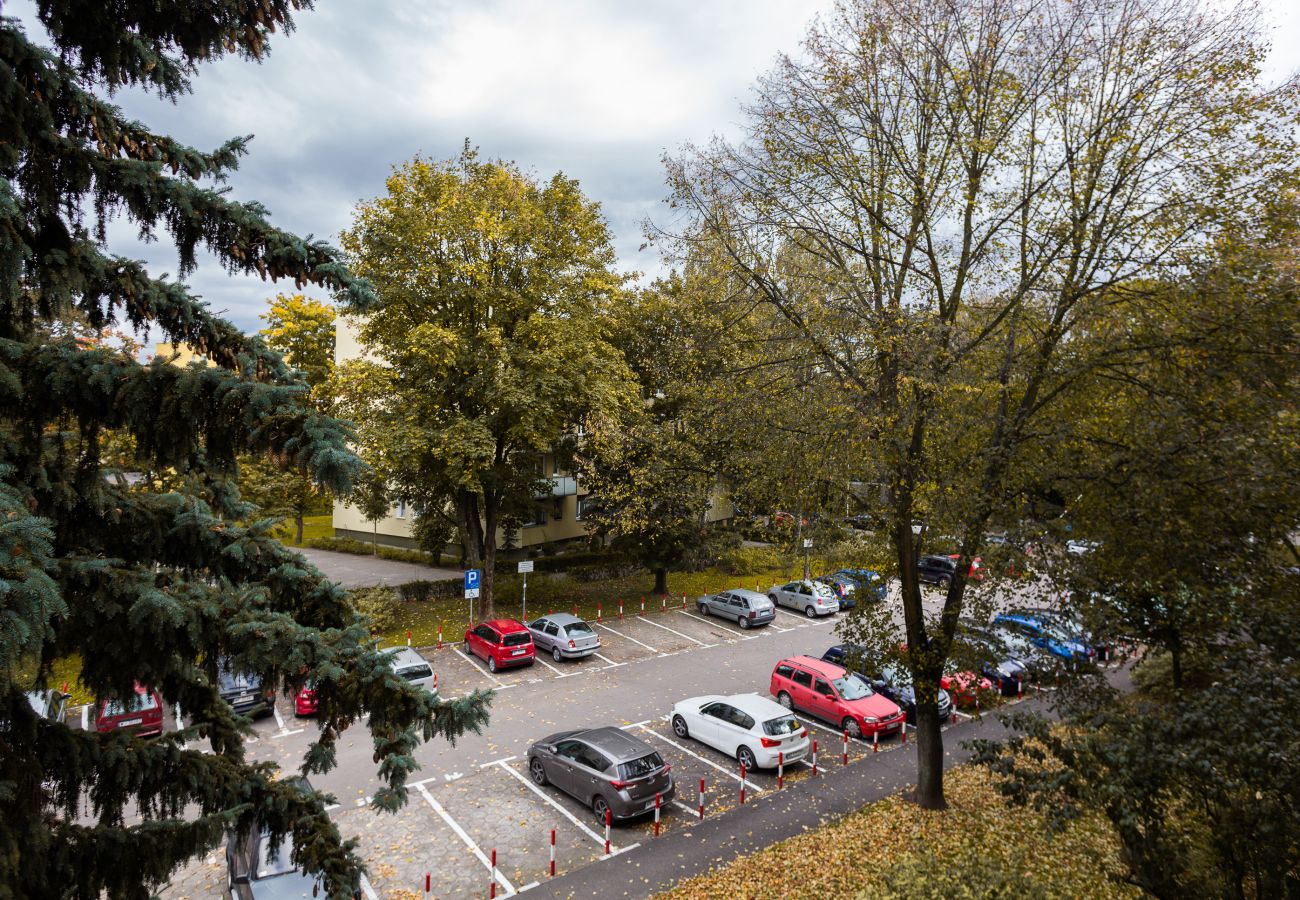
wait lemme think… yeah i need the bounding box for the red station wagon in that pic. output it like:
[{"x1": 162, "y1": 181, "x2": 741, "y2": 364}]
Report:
[
  {"x1": 464, "y1": 619, "x2": 535, "y2": 673},
  {"x1": 95, "y1": 683, "x2": 164, "y2": 737},
  {"x1": 770, "y1": 655, "x2": 905, "y2": 739}
]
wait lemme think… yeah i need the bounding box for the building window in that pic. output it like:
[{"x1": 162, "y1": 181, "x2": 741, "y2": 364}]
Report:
[
  {"x1": 395, "y1": 501, "x2": 407, "y2": 520},
  {"x1": 525, "y1": 504, "x2": 546, "y2": 527},
  {"x1": 576, "y1": 495, "x2": 593, "y2": 521}
]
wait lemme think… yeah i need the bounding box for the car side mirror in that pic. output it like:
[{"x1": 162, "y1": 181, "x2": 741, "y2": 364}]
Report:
[{"x1": 60, "y1": 692, "x2": 71, "y2": 701}]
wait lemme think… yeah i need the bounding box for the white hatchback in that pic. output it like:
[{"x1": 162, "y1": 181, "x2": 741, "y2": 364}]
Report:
[{"x1": 671, "y1": 692, "x2": 809, "y2": 771}]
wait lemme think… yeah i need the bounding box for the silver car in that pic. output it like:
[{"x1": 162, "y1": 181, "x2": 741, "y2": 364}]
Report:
[
  {"x1": 768, "y1": 580, "x2": 839, "y2": 618},
  {"x1": 696, "y1": 588, "x2": 776, "y2": 629},
  {"x1": 528, "y1": 726, "x2": 675, "y2": 822},
  {"x1": 527, "y1": 612, "x2": 601, "y2": 662}
]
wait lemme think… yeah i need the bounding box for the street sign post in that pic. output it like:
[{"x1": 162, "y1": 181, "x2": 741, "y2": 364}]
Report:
[
  {"x1": 464, "y1": 569, "x2": 481, "y2": 622},
  {"x1": 802, "y1": 538, "x2": 812, "y2": 579},
  {"x1": 517, "y1": 560, "x2": 533, "y2": 620}
]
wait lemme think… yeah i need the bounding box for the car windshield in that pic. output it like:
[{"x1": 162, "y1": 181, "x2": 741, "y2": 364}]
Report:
[
  {"x1": 256, "y1": 833, "x2": 298, "y2": 878},
  {"x1": 102, "y1": 691, "x2": 157, "y2": 717},
  {"x1": 503, "y1": 632, "x2": 531, "y2": 647},
  {"x1": 832, "y1": 674, "x2": 874, "y2": 700},
  {"x1": 218, "y1": 671, "x2": 258, "y2": 692},
  {"x1": 566, "y1": 621, "x2": 594, "y2": 635},
  {"x1": 618, "y1": 752, "x2": 665, "y2": 780},
  {"x1": 397, "y1": 664, "x2": 433, "y2": 681},
  {"x1": 762, "y1": 715, "x2": 801, "y2": 737},
  {"x1": 879, "y1": 663, "x2": 909, "y2": 687}
]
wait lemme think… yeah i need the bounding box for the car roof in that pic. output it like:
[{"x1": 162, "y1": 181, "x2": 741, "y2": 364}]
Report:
[
  {"x1": 726, "y1": 589, "x2": 770, "y2": 602},
  {"x1": 723, "y1": 692, "x2": 794, "y2": 719},
  {"x1": 390, "y1": 647, "x2": 430, "y2": 667},
  {"x1": 576, "y1": 726, "x2": 657, "y2": 762},
  {"x1": 484, "y1": 618, "x2": 528, "y2": 633},
  {"x1": 542, "y1": 612, "x2": 585, "y2": 626},
  {"x1": 781, "y1": 655, "x2": 847, "y2": 679}
]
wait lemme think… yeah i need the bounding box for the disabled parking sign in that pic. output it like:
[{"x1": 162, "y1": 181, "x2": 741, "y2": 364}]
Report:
[{"x1": 464, "y1": 569, "x2": 481, "y2": 600}]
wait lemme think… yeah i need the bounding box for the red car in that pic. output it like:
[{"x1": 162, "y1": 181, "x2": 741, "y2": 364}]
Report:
[
  {"x1": 95, "y1": 683, "x2": 164, "y2": 737},
  {"x1": 293, "y1": 683, "x2": 318, "y2": 717},
  {"x1": 941, "y1": 668, "x2": 994, "y2": 707},
  {"x1": 948, "y1": 554, "x2": 987, "y2": 581},
  {"x1": 770, "y1": 655, "x2": 905, "y2": 739},
  {"x1": 464, "y1": 619, "x2": 535, "y2": 673}
]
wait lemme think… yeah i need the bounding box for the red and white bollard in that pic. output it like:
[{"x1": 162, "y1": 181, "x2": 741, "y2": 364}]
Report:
[
  {"x1": 682, "y1": 592, "x2": 687, "y2": 609},
  {"x1": 437, "y1": 627, "x2": 443, "y2": 650},
  {"x1": 812, "y1": 739, "x2": 818, "y2": 775},
  {"x1": 778, "y1": 752, "x2": 784, "y2": 789},
  {"x1": 842, "y1": 729, "x2": 849, "y2": 765},
  {"x1": 432, "y1": 673, "x2": 438, "y2": 693},
  {"x1": 901, "y1": 723, "x2": 908, "y2": 744},
  {"x1": 490, "y1": 848, "x2": 498, "y2": 898},
  {"x1": 549, "y1": 828, "x2": 556, "y2": 877},
  {"x1": 640, "y1": 597, "x2": 645, "y2": 616},
  {"x1": 425, "y1": 872, "x2": 431, "y2": 893},
  {"x1": 975, "y1": 693, "x2": 981, "y2": 715},
  {"x1": 1017, "y1": 677, "x2": 1023, "y2": 699},
  {"x1": 873, "y1": 729, "x2": 879, "y2": 753},
  {"x1": 407, "y1": 630, "x2": 412, "y2": 647},
  {"x1": 698, "y1": 777, "x2": 705, "y2": 819},
  {"x1": 654, "y1": 793, "x2": 661, "y2": 836},
  {"x1": 661, "y1": 595, "x2": 667, "y2": 612},
  {"x1": 951, "y1": 709, "x2": 958, "y2": 725},
  {"x1": 739, "y1": 763, "x2": 747, "y2": 804},
  {"x1": 604, "y1": 808, "x2": 611, "y2": 855},
  {"x1": 597, "y1": 601, "x2": 602, "y2": 622}
]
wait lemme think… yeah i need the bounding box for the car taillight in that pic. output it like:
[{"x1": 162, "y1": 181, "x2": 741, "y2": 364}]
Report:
[
  {"x1": 760, "y1": 737, "x2": 781, "y2": 748},
  {"x1": 568, "y1": 639, "x2": 576, "y2": 648},
  {"x1": 801, "y1": 728, "x2": 808, "y2": 738},
  {"x1": 749, "y1": 611, "x2": 756, "y2": 619},
  {"x1": 661, "y1": 764, "x2": 671, "y2": 774},
  {"x1": 609, "y1": 779, "x2": 630, "y2": 790}
]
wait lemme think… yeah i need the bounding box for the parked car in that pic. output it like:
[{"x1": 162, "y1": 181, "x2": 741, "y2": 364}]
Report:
[
  {"x1": 464, "y1": 619, "x2": 535, "y2": 673},
  {"x1": 295, "y1": 646, "x2": 435, "y2": 717},
  {"x1": 696, "y1": 589, "x2": 776, "y2": 629},
  {"x1": 1066, "y1": 539, "x2": 1099, "y2": 556},
  {"x1": 954, "y1": 625, "x2": 1029, "y2": 696},
  {"x1": 767, "y1": 580, "x2": 839, "y2": 618},
  {"x1": 528, "y1": 726, "x2": 675, "y2": 822},
  {"x1": 292, "y1": 682, "x2": 318, "y2": 717},
  {"x1": 225, "y1": 776, "x2": 359, "y2": 898},
  {"x1": 916, "y1": 554, "x2": 986, "y2": 586},
  {"x1": 528, "y1": 612, "x2": 602, "y2": 661},
  {"x1": 24, "y1": 688, "x2": 70, "y2": 724},
  {"x1": 95, "y1": 683, "x2": 163, "y2": 736},
  {"x1": 993, "y1": 611, "x2": 1093, "y2": 664},
  {"x1": 832, "y1": 568, "x2": 887, "y2": 601},
  {"x1": 821, "y1": 647, "x2": 956, "y2": 723},
  {"x1": 770, "y1": 656, "x2": 904, "y2": 739},
  {"x1": 217, "y1": 663, "x2": 274, "y2": 719},
  {"x1": 671, "y1": 692, "x2": 809, "y2": 770},
  {"x1": 983, "y1": 624, "x2": 1053, "y2": 681},
  {"x1": 1017, "y1": 605, "x2": 1106, "y2": 657},
  {"x1": 813, "y1": 574, "x2": 857, "y2": 610}
]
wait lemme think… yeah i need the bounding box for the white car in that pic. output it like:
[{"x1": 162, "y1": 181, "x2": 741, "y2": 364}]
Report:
[
  {"x1": 768, "y1": 580, "x2": 839, "y2": 617},
  {"x1": 1066, "y1": 540, "x2": 1099, "y2": 556},
  {"x1": 671, "y1": 693, "x2": 809, "y2": 771},
  {"x1": 390, "y1": 647, "x2": 437, "y2": 694}
]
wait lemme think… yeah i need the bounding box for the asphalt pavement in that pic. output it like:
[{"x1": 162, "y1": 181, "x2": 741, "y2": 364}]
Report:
[{"x1": 294, "y1": 546, "x2": 462, "y2": 587}]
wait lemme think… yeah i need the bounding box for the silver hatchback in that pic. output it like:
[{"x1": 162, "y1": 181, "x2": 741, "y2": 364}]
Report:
[
  {"x1": 527, "y1": 612, "x2": 601, "y2": 662},
  {"x1": 768, "y1": 580, "x2": 839, "y2": 618},
  {"x1": 528, "y1": 726, "x2": 675, "y2": 822},
  {"x1": 696, "y1": 588, "x2": 776, "y2": 629}
]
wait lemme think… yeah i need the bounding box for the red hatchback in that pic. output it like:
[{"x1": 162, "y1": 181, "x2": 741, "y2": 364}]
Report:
[
  {"x1": 771, "y1": 656, "x2": 905, "y2": 739},
  {"x1": 293, "y1": 683, "x2": 318, "y2": 717},
  {"x1": 465, "y1": 619, "x2": 535, "y2": 673},
  {"x1": 95, "y1": 683, "x2": 164, "y2": 737}
]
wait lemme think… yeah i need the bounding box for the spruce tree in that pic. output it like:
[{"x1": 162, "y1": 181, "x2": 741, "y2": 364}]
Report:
[{"x1": 0, "y1": 4, "x2": 490, "y2": 897}]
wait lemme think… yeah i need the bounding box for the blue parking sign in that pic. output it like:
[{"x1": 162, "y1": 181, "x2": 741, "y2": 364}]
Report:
[{"x1": 464, "y1": 568, "x2": 481, "y2": 600}]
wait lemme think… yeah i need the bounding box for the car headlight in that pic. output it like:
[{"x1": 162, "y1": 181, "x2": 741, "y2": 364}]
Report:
[{"x1": 863, "y1": 716, "x2": 879, "y2": 723}]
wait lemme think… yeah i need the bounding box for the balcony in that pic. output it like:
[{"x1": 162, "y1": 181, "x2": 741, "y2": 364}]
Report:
[{"x1": 538, "y1": 475, "x2": 577, "y2": 497}]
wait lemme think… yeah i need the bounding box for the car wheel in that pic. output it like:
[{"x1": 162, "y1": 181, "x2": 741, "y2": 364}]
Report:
[
  {"x1": 487, "y1": 657, "x2": 497, "y2": 674},
  {"x1": 805, "y1": 605, "x2": 816, "y2": 618},
  {"x1": 464, "y1": 639, "x2": 471, "y2": 655},
  {"x1": 698, "y1": 603, "x2": 709, "y2": 616},
  {"x1": 738, "y1": 616, "x2": 749, "y2": 629},
  {"x1": 529, "y1": 757, "x2": 548, "y2": 786},
  {"x1": 843, "y1": 717, "x2": 862, "y2": 739},
  {"x1": 737, "y1": 745, "x2": 757, "y2": 771},
  {"x1": 939, "y1": 575, "x2": 952, "y2": 589},
  {"x1": 672, "y1": 714, "x2": 689, "y2": 739},
  {"x1": 592, "y1": 794, "x2": 611, "y2": 823},
  {"x1": 777, "y1": 691, "x2": 793, "y2": 709},
  {"x1": 552, "y1": 646, "x2": 563, "y2": 663}
]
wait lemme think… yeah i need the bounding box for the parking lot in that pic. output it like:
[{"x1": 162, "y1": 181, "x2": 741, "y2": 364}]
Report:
[{"x1": 137, "y1": 577, "x2": 1077, "y2": 898}]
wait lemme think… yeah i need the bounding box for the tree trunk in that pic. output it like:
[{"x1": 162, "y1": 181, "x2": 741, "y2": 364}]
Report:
[
  {"x1": 480, "y1": 492, "x2": 498, "y2": 621},
  {"x1": 653, "y1": 566, "x2": 667, "y2": 595},
  {"x1": 913, "y1": 693, "x2": 947, "y2": 810},
  {"x1": 1170, "y1": 644, "x2": 1183, "y2": 693},
  {"x1": 294, "y1": 514, "x2": 304, "y2": 546},
  {"x1": 372, "y1": 520, "x2": 378, "y2": 556}
]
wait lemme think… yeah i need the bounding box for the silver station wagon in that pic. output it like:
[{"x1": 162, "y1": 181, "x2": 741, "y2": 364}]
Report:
[
  {"x1": 528, "y1": 726, "x2": 674, "y2": 822},
  {"x1": 527, "y1": 612, "x2": 601, "y2": 662}
]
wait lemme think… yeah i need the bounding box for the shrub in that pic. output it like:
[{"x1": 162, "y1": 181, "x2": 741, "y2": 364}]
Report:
[
  {"x1": 680, "y1": 528, "x2": 743, "y2": 572},
  {"x1": 396, "y1": 578, "x2": 460, "y2": 602},
  {"x1": 304, "y1": 536, "x2": 440, "y2": 566},
  {"x1": 717, "y1": 546, "x2": 785, "y2": 576},
  {"x1": 348, "y1": 585, "x2": 400, "y2": 632}
]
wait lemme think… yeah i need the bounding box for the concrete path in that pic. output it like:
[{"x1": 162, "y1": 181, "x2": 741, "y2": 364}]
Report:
[{"x1": 293, "y1": 546, "x2": 461, "y2": 587}]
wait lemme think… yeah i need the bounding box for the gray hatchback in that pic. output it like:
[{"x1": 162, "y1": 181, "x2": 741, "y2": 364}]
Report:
[
  {"x1": 696, "y1": 588, "x2": 775, "y2": 629},
  {"x1": 528, "y1": 726, "x2": 675, "y2": 822},
  {"x1": 527, "y1": 613, "x2": 601, "y2": 662}
]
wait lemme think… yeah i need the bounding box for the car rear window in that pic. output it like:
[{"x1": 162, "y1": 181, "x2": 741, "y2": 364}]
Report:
[
  {"x1": 617, "y1": 752, "x2": 665, "y2": 780},
  {"x1": 397, "y1": 664, "x2": 433, "y2": 682},
  {"x1": 103, "y1": 691, "x2": 158, "y2": 717},
  {"x1": 503, "y1": 632, "x2": 531, "y2": 647},
  {"x1": 775, "y1": 663, "x2": 795, "y2": 679},
  {"x1": 566, "y1": 621, "x2": 594, "y2": 635},
  {"x1": 762, "y1": 715, "x2": 800, "y2": 737}
]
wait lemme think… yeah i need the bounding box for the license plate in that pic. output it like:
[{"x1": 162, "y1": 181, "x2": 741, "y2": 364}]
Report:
[
  {"x1": 120, "y1": 718, "x2": 142, "y2": 727},
  {"x1": 644, "y1": 799, "x2": 656, "y2": 811},
  {"x1": 237, "y1": 693, "x2": 252, "y2": 703},
  {"x1": 511, "y1": 649, "x2": 524, "y2": 656}
]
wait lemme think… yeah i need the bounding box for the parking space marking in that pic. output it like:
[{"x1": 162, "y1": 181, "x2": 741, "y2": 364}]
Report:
[
  {"x1": 592, "y1": 652, "x2": 624, "y2": 668},
  {"x1": 637, "y1": 617, "x2": 711, "y2": 647},
  {"x1": 451, "y1": 646, "x2": 505, "y2": 687},
  {"x1": 416, "y1": 783, "x2": 519, "y2": 896},
  {"x1": 272, "y1": 702, "x2": 287, "y2": 732},
  {"x1": 358, "y1": 874, "x2": 378, "y2": 900},
  {"x1": 81, "y1": 706, "x2": 88, "y2": 730},
  {"x1": 272, "y1": 727, "x2": 305, "y2": 738},
  {"x1": 533, "y1": 656, "x2": 564, "y2": 676},
  {"x1": 480, "y1": 755, "x2": 519, "y2": 768},
  {"x1": 635, "y1": 726, "x2": 764, "y2": 792},
  {"x1": 593, "y1": 622, "x2": 657, "y2": 652},
  {"x1": 493, "y1": 761, "x2": 609, "y2": 848},
  {"x1": 773, "y1": 607, "x2": 818, "y2": 624},
  {"x1": 796, "y1": 714, "x2": 871, "y2": 747},
  {"x1": 676, "y1": 610, "x2": 730, "y2": 631}
]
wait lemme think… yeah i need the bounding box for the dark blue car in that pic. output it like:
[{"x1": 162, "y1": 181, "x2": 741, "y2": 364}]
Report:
[
  {"x1": 821, "y1": 645, "x2": 953, "y2": 724},
  {"x1": 832, "y1": 568, "x2": 887, "y2": 602},
  {"x1": 992, "y1": 612, "x2": 1093, "y2": 664}
]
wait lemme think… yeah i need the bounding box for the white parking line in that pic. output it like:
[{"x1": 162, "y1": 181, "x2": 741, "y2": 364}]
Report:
[
  {"x1": 480, "y1": 755, "x2": 518, "y2": 768},
  {"x1": 358, "y1": 874, "x2": 378, "y2": 900},
  {"x1": 637, "y1": 617, "x2": 711, "y2": 647},
  {"x1": 676, "y1": 610, "x2": 730, "y2": 630},
  {"x1": 272, "y1": 728, "x2": 305, "y2": 738},
  {"x1": 272, "y1": 702, "x2": 287, "y2": 732},
  {"x1": 635, "y1": 726, "x2": 763, "y2": 792},
  {"x1": 594, "y1": 622, "x2": 657, "y2": 653},
  {"x1": 797, "y1": 715, "x2": 870, "y2": 747},
  {"x1": 592, "y1": 652, "x2": 624, "y2": 668},
  {"x1": 416, "y1": 784, "x2": 519, "y2": 896},
  {"x1": 81, "y1": 706, "x2": 88, "y2": 730},
  {"x1": 773, "y1": 607, "x2": 820, "y2": 623},
  {"x1": 533, "y1": 656, "x2": 564, "y2": 676},
  {"x1": 494, "y1": 761, "x2": 609, "y2": 848},
  {"x1": 451, "y1": 646, "x2": 505, "y2": 687}
]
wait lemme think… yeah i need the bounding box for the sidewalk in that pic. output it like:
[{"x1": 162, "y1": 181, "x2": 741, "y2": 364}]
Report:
[{"x1": 531, "y1": 697, "x2": 1047, "y2": 898}]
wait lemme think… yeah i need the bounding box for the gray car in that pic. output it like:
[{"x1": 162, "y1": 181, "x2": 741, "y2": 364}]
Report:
[
  {"x1": 696, "y1": 588, "x2": 775, "y2": 629},
  {"x1": 528, "y1": 726, "x2": 675, "y2": 822},
  {"x1": 768, "y1": 580, "x2": 839, "y2": 617},
  {"x1": 527, "y1": 613, "x2": 601, "y2": 662}
]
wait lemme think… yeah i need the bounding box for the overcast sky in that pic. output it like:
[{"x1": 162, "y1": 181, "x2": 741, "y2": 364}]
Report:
[{"x1": 9, "y1": 0, "x2": 1299, "y2": 338}]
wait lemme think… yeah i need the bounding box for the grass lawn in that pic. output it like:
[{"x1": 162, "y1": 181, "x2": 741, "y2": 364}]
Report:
[
  {"x1": 658, "y1": 764, "x2": 1139, "y2": 899},
  {"x1": 270, "y1": 514, "x2": 333, "y2": 546}
]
